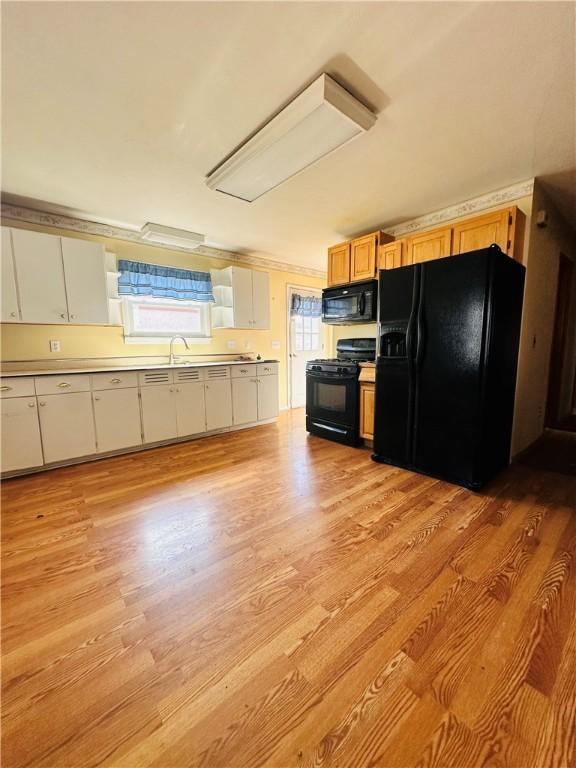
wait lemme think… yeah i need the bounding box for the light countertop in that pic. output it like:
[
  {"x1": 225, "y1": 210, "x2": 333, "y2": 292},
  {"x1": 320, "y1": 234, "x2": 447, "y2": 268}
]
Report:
[{"x1": 1, "y1": 359, "x2": 279, "y2": 378}]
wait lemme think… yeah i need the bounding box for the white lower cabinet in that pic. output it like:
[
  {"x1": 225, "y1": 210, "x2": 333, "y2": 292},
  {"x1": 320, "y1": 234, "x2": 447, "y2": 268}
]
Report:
[
  {"x1": 93, "y1": 388, "x2": 142, "y2": 453},
  {"x1": 258, "y1": 374, "x2": 279, "y2": 421},
  {"x1": 140, "y1": 385, "x2": 178, "y2": 444},
  {"x1": 175, "y1": 382, "x2": 207, "y2": 437},
  {"x1": 205, "y1": 380, "x2": 233, "y2": 431},
  {"x1": 1, "y1": 397, "x2": 44, "y2": 472},
  {"x1": 232, "y1": 378, "x2": 258, "y2": 425},
  {"x1": 38, "y1": 392, "x2": 97, "y2": 463}
]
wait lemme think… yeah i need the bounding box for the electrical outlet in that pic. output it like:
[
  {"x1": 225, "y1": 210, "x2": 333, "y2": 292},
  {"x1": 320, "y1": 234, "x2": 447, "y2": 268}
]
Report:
[
  {"x1": 271, "y1": 341, "x2": 281, "y2": 349},
  {"x1": 227, "y1": 340, "x2": 237, "y2": 349},
  {"x1": 244, "y1": 341, "x2": 252, "y2": 350},
  {"x1": 49, "y1": 340, "x2": 61, "y2": 353}
]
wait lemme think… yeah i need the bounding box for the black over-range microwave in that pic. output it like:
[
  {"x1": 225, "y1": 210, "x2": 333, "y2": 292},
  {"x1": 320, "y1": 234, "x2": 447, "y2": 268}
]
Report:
[{"x1": 321, "y1": 279, "x2": 378, "y2": 325}]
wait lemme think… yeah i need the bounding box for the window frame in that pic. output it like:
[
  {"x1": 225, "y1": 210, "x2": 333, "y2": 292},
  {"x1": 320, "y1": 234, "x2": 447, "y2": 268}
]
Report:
[{"x1": 122, "y1": 296, "x2": 213, "y2": 343}]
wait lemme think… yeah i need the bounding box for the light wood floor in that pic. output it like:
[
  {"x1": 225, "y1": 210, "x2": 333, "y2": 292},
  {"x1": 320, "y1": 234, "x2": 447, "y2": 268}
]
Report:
[{"x1": 2, "y1": 410, "x2": 575, "y2": 768}]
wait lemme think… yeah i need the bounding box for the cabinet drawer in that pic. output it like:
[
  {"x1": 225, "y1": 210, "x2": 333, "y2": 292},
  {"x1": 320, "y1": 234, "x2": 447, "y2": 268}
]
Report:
[
  {"x1": 35, "y1": 374, "x2": 91, "y2": 395},
  {"x1": 173, "y1": 367, "x2": 204, "y2": 383},
  {"x1": 91, "y1": 371, "x2": 139, "y2": 390},
  {"x1": 231, "y1": 364, "x2": 257, "y2": 379},
  {"x1": 0, "y1": 377, "x2": 36, "y2": 398},
  {"x1": 138, "y1": 369, "x2": 173, "y2": 387},
  {"x1": 205, "y1": 366, "x2": 230, "y2": 380},
  {"x1": 257, "y1": 362, "x2": 278, "y2": 377}
]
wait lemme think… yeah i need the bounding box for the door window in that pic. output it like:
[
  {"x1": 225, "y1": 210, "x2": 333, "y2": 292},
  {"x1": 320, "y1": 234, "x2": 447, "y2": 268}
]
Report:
[{"x1": 294, "y1": 314, "x2": 322, "y2": 354}]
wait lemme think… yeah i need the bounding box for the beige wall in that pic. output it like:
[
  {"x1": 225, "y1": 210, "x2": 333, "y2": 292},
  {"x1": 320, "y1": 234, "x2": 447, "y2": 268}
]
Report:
[
  {"x1": 0, "y1": 219, "x2": 326, "y2": 409},
  {"x1": 512, "y1": 183, "x2": 576, "y2": 453}
]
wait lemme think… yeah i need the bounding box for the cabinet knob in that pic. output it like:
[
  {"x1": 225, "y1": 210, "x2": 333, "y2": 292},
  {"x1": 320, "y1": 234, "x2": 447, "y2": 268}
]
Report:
[
  {"x1": 94, "y1": 396, "x2": 100, "y2": 401},
  {"x1": 70, "y1": 314, "x2": 76, "y2": 320},
  {"x1": 28, "y1": 401, "x2": 35, "y2": 408},
  {"x1": 39, "y1": 401, "x2": 46, "y2": 406},
  {"x1": 10, "y1": 312, "x2": 16, "y2": 318},
  {"x1": 60, "y1": 313, "x2": 67, "y2": 319}
]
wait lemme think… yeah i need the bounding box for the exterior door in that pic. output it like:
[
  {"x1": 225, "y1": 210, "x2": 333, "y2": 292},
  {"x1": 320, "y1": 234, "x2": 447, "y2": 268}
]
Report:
[
  {"x1": 175, "y1": 382, "x2": 207, "y2": 436},
  {"x1": 140, "y1": 385, "x2": 178, "y2": 443},
  {"x1": 257, "y1": 375, "x2": 279, "y2": 421},
  {"x1": 1, "y1": 397, "x2": 44, "y2": 472},
  {"x1": 205, "y1": 380, "x2": 233, "y2": 431},
  {"x1": 93, "y1": 388, "x2": 142, "y2": 452},
  {"x1": 11, "y1": 229, "x2": 69, "y2": 323},
  {"x1": 1, "y1": 228, "x2": 20, "y2": 322},
  {"x1": 407, "y1": 227, "x2": 452, "y2": 265},
  {"x1": 61, "y1": 237, "x2": 109, "y2": 324},
  {"x1": 289, "y1": 289, "x2": 322, "y2": 408},
  {"x1": 38, "y1": 392, "x2": 97, "y2": 463},
  {"x1": 232, "y1": 378, "x2": 258, "y2": 425}
]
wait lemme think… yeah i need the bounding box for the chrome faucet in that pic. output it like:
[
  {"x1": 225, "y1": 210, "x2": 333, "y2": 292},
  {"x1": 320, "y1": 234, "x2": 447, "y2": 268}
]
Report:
[{"x1": 169, "y1": 336, "x2": 190, "y2": 365}]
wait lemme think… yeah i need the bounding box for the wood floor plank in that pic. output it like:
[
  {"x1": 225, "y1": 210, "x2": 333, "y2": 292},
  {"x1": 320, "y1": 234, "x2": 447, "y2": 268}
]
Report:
[{"x1": 2, "y1": 411, "x2": 575, "y2": 768}]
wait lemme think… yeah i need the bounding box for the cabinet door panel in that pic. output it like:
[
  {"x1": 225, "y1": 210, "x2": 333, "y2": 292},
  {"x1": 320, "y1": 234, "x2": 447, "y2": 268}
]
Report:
[
  {"x1": 251, "y1": 270, "x2": 270, "y2": 329},
  {"x1": 232, "y1": 267, "x2": 253, "y2": 329},
  {"x1": 205, "y1": 380, "x2": 233, "y2": 431},
  {"x1": 1, "y1": 228, "x2": 20, "y2": 322},
  {"x1": 360, "y1": 384, "x2": 375, "y2": 440},
  {"x1": 140, "y1": 385, "x2": 177, "y2": 443},
  {"x1": 407, "y1": 227, "x2": 452, "y2": 264},
  {"x1": 377, "y1": 241, "x2": 403, "y2": 272},
  {"x1": 232, "y1": 378, "x2": 258, "y2": 425},
  {"x1": 1, "y1": 398, "x2": 44, "y2": 472},
  {"x1": 327, "y1": 243, "x2": 350, "y2": 286},
  {"x1": 351, "y1": 234, "x2": 377, "y2": 281},
  {"x1": 257, "y1": 375, "x2": 279, "y2": 421},
  {"x1": 38, "y1": 393, "x2": 96, "y2": 463},
  {"x1": 93, "y1": 389, "x2": 142, "y2": 453},
  {"x1": 451, "y1": 209, "x2": 510, "y2": 256},
  {"x1": 175, "y1": 382, "x2": 206, "y2": 436},
  {"x1": 12, "y1": 229, "x2": 68, "y2": 323},
  {"x1": 61, "y1": 237, "x2": 109, "y2": 324}
]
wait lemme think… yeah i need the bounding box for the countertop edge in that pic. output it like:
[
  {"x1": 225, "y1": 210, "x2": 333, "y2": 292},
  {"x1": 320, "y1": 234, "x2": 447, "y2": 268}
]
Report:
[{"x1": 1, "y1": 360, "x2": 280, "y2": 378}]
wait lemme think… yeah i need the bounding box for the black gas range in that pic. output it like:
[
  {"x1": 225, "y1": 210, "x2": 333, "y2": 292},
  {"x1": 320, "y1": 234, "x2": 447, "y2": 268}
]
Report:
[{"x1": 305, "y1": 338, "x2": 376, "y2": 446}]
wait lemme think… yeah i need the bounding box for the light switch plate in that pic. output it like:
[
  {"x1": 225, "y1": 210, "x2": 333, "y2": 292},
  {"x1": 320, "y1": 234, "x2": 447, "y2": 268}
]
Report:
[
  {"x1": 271, "y1": 340, "x2": 281, "y2": 349},
  {"x1": 227, "y1": 340, "x2": 237, "y2": 349},
  {"x1": 49, "y1": 340, "x2": 61, "y2": 353}
]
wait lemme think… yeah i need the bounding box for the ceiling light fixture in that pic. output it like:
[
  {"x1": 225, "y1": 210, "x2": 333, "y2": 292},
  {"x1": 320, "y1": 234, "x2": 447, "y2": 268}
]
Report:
[
  {"x1": 139, "y1": 223, "x2": 205, "y2": 250},
  {"x1": 206, "y1": 73, "x2": 376, "y2": 203}
]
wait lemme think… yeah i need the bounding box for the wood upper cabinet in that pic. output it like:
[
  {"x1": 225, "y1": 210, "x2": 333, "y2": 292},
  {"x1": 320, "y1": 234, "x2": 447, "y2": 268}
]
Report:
[
  {"x1": 327, "y1": 242, "x2": 350, "y2": 286},
  {"x1": 406, "y1": 227, "x2": 452, "y2": 265},
  {"x1": 350, "y1": 233, "x2": 378, "y2": 282},
  {"x1": 377, "y1": 239, "x2": 411, "y2": 271},
  {"x1": 451, "y1": 206, "x2": 525, "y2": 262}
]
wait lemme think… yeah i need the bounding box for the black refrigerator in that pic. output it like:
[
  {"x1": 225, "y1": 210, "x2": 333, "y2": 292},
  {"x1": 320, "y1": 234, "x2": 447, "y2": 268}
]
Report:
[{"x1": 372, "y1": 245, "x2": 525, "y2": 490}]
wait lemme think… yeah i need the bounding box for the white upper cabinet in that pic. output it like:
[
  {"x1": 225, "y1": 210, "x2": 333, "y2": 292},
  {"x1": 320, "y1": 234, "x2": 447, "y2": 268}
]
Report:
[
  {"x1": 61, "y1": 237, "x2": 109, "y2": 325},
  {"x1": 211, "y1": 266, "x2": 270, "y2": 329},
  {"x1": 11, "y1": 228, "x2": 69, "y2": 324},
  {"x1": 1, "y1": 228, "x2": 20, "y2": 322},
  {"x1": 251, "y1": 269, "x2": 270, "y2": 330},
  {"x1": 5, "y1": 227, "x2": 111, "y2": 326}
]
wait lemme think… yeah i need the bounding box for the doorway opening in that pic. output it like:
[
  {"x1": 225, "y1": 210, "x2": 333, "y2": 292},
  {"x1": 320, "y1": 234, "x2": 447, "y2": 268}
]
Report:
[
  {"x1": 546, "y1": 252, "x2": 576, "y2": 432},
  {"x1": 287, "y1": 286, "x2": 323, "y2": 409}
]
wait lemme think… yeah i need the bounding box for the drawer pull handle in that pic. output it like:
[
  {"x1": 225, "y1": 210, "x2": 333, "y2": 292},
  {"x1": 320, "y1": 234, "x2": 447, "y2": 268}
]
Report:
[
  {"x1": 240, "y1": 369, "x2": 247, "y2": 373},
  {"x1": 110, "y1": 378, "x2": 122, "y2": 384},
  {"x1": 58, "y1": 382, "x2": 71, "y2": 388},
  {"x1": 1, "y1": 386, "x2": 12, "y2": 391}
]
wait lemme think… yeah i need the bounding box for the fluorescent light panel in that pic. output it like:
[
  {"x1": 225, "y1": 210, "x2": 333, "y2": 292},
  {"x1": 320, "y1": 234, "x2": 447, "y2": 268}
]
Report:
[
  {"x1": 206, "y1": 74, "x2": 376, "y2": 202},
  {"x1": 140, "y1": 222, "x2": 205, "y2": 250}
]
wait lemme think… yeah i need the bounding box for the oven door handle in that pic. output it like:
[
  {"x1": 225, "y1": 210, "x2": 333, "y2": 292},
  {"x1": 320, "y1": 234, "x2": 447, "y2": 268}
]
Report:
[{"x1": 307, "y1": 371, "x2": 357, "y2": 381}]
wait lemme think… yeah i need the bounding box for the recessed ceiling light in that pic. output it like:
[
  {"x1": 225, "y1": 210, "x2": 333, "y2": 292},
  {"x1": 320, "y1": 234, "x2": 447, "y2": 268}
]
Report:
[
  {"x1": 206, "y1": 73, "x2": 376, "y2": 203},
  {"x1": 139, "y1": 222, "x2": 205, "y2": 250}
]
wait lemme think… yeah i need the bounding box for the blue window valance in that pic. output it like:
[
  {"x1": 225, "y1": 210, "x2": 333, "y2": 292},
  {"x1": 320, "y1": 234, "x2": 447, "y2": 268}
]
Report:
[
  {"x1": 118, "y1": 260, "x2": 215, "y2": 302},
  {"x1": 291, "y1": 293, "x2": 322, "y2": 317}
]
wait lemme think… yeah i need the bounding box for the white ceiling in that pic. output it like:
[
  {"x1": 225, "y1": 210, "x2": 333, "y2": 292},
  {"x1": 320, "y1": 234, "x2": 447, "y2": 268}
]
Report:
[{"x1": 2, "y1": 1, "x2": 575, "y2": 270}]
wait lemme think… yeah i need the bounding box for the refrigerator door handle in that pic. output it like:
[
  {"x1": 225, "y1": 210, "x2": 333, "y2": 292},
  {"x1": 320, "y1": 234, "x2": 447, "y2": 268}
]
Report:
[{"x1": 415, "y1": 300, "x2": 425, "y2": 365}]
